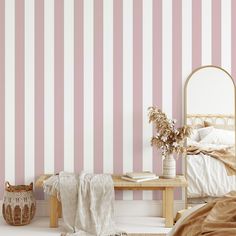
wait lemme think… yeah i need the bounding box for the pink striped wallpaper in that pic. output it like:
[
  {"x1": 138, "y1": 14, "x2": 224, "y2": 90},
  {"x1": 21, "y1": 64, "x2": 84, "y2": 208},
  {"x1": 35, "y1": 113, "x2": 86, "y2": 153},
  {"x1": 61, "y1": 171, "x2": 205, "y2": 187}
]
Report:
[{"x1": 0, "y1": 0, "x2": 233, "y2": 200}]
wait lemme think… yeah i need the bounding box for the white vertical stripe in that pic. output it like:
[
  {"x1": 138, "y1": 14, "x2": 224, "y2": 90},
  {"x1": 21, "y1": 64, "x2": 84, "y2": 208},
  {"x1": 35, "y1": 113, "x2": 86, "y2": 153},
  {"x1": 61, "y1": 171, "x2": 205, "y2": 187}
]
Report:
[
  {"x1": 123, "y1": 0, "x2": 133, "y2": 200},
  {"x1": 142, "y1": 0, "x2": 153, "y2": 201},
  {"x1": 5, "y1": 0, "x2": 15, "y2": 184},
  {"x1": 24, "y1": 0, "x2": 35, "y2": 183},
  {"x1": 64, "y1": 0, "x2": 74, "y2": 172},
  {"x1": 202, "y1": 0, "x2": 212, "y2": 65},
  {"x1": 103, "y1": 0, "x2": 113, "y2": 173},
  {"x1": 221, "y1": 0, "x2": 231, "y2": 72},
  {"x1": 84, "y1": 0, "x2": 94, "y2": 172},
  {"x1": 44, "y1": 0, "x2": 54, "y2": 174},
  {"x1": 162, "y1": 0, "x2": 172, "y2": 118}
]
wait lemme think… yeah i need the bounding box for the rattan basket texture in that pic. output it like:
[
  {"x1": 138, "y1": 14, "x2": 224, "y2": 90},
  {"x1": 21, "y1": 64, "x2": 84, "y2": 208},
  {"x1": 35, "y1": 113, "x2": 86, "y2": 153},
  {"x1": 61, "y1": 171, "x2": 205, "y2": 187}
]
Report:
[{"x1": 2, "y1": 182, "x2": 36, "y2": 226}]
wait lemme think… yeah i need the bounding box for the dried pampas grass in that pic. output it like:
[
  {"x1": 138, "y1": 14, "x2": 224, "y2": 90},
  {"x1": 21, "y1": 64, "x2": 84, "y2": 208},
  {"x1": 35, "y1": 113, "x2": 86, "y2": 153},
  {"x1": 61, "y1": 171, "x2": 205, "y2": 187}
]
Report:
[{"x1": 148, "y1": 106, "x2": 191, "y2": 158}]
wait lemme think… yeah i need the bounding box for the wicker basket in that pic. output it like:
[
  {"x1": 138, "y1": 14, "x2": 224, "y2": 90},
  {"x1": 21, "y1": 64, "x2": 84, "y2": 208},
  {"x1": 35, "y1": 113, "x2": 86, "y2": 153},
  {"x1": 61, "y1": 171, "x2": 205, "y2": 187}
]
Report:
[{"x1": 2, "y1": 182, "x2": 36, "y2": 226}]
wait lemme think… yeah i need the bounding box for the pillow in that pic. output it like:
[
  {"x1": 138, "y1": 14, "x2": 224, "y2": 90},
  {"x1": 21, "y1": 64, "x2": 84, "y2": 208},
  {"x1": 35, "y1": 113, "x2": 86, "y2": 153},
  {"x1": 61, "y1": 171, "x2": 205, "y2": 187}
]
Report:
[
  {"x1": 200, "y1": 128, "x2": 235, "y2": 146},
  {"x1": 198, "y1": 126, "x2": 214, "y2": 140},
  {"x1": 188, "y1": 129, "x2": 200, "y2": 142}
]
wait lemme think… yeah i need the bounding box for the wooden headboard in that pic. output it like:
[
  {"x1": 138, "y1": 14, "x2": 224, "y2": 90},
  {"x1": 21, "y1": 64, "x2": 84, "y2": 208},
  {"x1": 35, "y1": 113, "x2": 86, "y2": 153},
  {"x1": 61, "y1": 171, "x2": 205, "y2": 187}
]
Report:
[{"x1": 187, "y1": 114, "x2": 235, "y2": 130}]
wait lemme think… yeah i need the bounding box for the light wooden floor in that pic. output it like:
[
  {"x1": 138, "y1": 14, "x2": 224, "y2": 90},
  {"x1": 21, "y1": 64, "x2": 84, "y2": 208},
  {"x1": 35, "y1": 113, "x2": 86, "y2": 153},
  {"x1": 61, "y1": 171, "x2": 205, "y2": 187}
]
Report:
[{"x1": 0, "y1": 216, "x2": 171, "y2": 235}]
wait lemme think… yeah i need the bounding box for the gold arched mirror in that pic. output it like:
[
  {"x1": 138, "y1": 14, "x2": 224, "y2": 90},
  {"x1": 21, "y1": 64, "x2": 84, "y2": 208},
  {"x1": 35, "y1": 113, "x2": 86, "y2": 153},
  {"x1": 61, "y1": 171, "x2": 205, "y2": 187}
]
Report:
[{"x1": 184, "y1": 65, "x2": 236, "y2": 205}]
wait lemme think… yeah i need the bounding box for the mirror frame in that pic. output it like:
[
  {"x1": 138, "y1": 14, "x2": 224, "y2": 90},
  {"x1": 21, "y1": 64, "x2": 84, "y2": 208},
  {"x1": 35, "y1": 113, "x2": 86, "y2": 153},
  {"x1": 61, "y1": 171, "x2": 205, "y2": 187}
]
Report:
[{"x1": 184, "y1": 65, "x2": 236, "y2": 206}]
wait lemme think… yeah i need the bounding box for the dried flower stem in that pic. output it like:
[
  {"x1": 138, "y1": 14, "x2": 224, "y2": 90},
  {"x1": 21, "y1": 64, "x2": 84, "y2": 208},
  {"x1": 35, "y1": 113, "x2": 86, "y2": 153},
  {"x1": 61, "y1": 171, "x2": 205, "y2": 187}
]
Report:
[{"x1": 148, "y1": 106, "x2": 192, "y2": 158}]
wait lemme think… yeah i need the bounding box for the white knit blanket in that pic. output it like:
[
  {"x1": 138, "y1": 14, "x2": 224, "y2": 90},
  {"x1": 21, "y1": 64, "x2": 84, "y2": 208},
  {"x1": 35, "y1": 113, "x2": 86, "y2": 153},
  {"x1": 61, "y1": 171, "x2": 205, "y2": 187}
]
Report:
[{"x1": 50, "y1": 172, "x2": 126, "y2": 236}]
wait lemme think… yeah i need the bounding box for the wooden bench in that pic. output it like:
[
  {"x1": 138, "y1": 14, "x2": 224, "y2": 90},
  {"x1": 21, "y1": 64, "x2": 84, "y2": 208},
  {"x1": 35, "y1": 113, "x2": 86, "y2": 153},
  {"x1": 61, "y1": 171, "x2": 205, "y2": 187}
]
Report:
[{"x1": 35, "y1": 174, "x2": 187, "y2": 228}]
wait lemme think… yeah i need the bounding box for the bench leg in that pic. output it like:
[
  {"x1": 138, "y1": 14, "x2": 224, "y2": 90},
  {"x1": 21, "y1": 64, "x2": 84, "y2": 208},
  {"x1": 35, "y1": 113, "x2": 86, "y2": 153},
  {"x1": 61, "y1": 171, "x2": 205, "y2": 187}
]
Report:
[
  {"x1": 50, "y1": 195, "x2": 59, "y2": 228},
  {"x1": 162, "y1": 190, "x2": 166, "y2": 217},
  {"x1": 58, "y1": 201, "x2": 62, "y2": 218},
  {"x1": 165, "y1": 187, "x2": 174, "y2": 227}
]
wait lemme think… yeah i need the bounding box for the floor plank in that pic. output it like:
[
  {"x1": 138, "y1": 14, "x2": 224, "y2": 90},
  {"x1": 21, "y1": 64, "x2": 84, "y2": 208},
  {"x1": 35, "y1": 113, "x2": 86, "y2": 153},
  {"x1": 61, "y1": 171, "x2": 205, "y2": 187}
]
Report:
[{"x1": 0, "y1": 216, "x2": 172, "y2": 236}]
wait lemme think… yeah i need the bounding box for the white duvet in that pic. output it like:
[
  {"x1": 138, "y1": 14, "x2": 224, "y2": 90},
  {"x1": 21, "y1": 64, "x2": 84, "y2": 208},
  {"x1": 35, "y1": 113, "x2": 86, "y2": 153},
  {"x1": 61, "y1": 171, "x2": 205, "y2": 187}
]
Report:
[{"x1": 187, "y1": 142, "x2": 236, "y2": 198}]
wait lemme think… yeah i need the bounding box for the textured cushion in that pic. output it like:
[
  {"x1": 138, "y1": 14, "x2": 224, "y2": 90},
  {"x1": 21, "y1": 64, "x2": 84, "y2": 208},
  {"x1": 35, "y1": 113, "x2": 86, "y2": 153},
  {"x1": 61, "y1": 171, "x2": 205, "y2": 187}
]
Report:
[
  {"x1": 200, "y1": 128, "x2": 235, "y2": 146},
  {"x1": 198, "y1": 126, "x2": 214, "y2": 140}
]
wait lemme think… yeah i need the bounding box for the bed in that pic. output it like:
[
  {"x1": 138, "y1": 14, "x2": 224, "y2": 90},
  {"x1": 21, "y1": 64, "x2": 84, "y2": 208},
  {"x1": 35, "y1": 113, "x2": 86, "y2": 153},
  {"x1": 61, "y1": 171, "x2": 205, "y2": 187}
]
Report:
[
  {"x1": 168, "y1": 192, "x2": 236, "y2": 236},
  {"x1": 186, "y1": 114, "x2": 236, "y2": 204}
]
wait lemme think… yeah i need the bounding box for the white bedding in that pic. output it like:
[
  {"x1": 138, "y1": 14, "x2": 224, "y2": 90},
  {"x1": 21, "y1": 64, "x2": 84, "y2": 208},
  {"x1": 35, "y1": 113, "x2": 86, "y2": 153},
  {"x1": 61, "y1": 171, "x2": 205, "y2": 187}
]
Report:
[
  {"x1": 187, "y1": 152, "x2": 236, "y2": 198},
  {"x1": 187, "y1": 129, "x2": 236, "y2": 198}
]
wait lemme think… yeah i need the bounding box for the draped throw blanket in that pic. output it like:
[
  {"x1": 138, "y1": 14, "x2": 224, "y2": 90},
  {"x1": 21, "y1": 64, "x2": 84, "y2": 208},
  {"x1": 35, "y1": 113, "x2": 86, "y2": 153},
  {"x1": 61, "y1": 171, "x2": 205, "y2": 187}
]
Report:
[
  {"x1": 187, "y1": 146, "x2": 236, "y2": 176},
  {"x1": 170, "y1": 192, "x2": 236, "y2": 236},
  {"x1": 43, "y1": 174, "x2": 60, "y2": 199},
  {"x1": 59, "y1": 172, "x2": 126, "y2": 236}
]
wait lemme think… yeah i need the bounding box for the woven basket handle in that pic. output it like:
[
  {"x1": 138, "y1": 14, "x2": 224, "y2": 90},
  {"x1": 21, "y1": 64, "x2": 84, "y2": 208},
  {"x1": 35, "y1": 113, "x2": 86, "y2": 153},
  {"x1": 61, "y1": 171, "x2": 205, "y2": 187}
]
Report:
[
  {"x1": 29, "y1": 182, "x2": 33, "y2": 190},
  {"x1": 5, "y1": 181, "x2": 11, "y2": 190}
]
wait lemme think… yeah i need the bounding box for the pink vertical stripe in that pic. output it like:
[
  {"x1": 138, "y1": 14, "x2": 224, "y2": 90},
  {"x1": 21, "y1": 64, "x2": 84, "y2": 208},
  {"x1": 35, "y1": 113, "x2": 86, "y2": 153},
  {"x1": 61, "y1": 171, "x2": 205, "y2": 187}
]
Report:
[
  {"x1": 74, "y1": 0, "x2": 84, "y2": 173},
  {"x1": 172, "y1": 0, "x2": 182, "y2": 200},
  {"x1": 113, "y1": 0, "x2": 123, "y2": 200},
  {"x1": 94, "y1": 0, "x2": 103, "y2": 173},
  {"x1": 152, "y1": 0, "x2": 162, "y2": 200},
  {"x1": 0, "y1": 0, "x2": 4, "y2": 198},
  {"x1": 232, "y1": 0, "x2": 236, "y2": 80},
  {"x1": 133, "y1": 0, "x2": 143, "y2": 200},
  {"x1": 54, "y1": 0, "x2": 64, "y2": 173},
  {"x1": 15, "y1": 0, "x2": 25, "y2": 185},
  {"x1": 212, "y1": 0, "x2": 221, "y2": 66},
  {"x1": 192, "y1": 0, "x2": 202, "y2": 69},
  {"x1": 35, "y1": 0, "x2": 44, "y2": 199}
]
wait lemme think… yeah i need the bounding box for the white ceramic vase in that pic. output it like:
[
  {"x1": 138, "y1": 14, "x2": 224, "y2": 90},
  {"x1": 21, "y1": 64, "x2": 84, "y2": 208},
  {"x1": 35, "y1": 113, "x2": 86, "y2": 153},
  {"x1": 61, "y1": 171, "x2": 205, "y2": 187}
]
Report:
[{"x1": 162, "y1": 154, "x2": 176, "y2": 179}]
